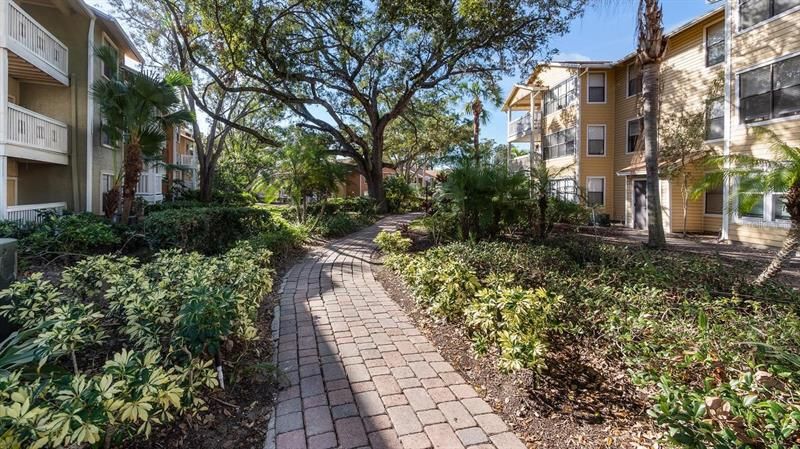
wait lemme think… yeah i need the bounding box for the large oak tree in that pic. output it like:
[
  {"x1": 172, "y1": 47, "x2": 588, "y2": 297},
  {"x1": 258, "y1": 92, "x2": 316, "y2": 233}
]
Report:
[{"x1": 164, "y1": 0, "x2": 585, "y2": 211}]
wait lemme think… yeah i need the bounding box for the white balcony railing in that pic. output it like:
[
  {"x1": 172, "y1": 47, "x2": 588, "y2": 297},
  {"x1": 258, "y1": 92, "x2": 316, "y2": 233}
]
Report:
[
  {"x1": 7, "y1": 104, "x2": 69, "y2": 154},
  {"x1": 178, "y1": 154, "x2": 198, "y2": 167},
  {"x1": 7, "y1": 1, "x2": 69, "y2": 77},
  {"x1": 135, "y1": 171, "x2": 163, "y2": 203},
  {"x1": 507, "y1": 112, "x2": 541, "y2": 142},
  {"x1": 6, "y1": 202, "x2": 67, "y2": 223}
]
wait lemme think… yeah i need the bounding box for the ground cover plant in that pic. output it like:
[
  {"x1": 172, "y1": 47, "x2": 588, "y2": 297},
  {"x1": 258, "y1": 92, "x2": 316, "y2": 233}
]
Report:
[
  {"x1": 0, "y1": 241, "x2": 275, "y2": 448},
  {"x1": 382, "y1": 237, "x2": 800, "y2": 448}
]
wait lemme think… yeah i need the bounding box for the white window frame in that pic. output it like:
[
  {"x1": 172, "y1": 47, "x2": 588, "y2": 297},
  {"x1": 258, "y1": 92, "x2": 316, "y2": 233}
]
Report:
[
  {"x1": 732, "y1": 175, "x2": 791, "y2": 228},
  {"x1": 734, "y1": 50, "x2": 800, "y2": 127},
  {"x1": 625, "y1": 117, "x2": 642, "y2": 153},
  {"x1": 100, "y1": 34, "x2": 119, "y2": 80},
  {"x1": 586, "y1": 72, "x2": 607, "y2": 104},
  {"x1": 626, "y1": 62, "x2": 641, "y2": 98},
  {"x1": 736, "y1": 0, "x2": 800, "y2": 34},
  {"x1": 99, "y1": 118, "x2": 115, "y2": 149},
  {"x1": 704, "y1": 19, "x2": 725, "y2": 68},
  {"x1": 7, "y1": 177, "x2": 18, "y2": 206},
  {"x1": 586, "y1": 124, "x2": 606, "y2": 157},
  {"x1": 585, "y1": 176, "x2": 605, "y2": 207},
  {"x1": 705, "y1": 96, "x2": 725, "y2": 142}
]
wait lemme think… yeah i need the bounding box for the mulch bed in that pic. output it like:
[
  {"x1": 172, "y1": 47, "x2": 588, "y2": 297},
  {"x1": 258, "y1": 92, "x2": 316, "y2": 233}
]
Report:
[
  {"x1": 373, "y1": 260, "x2": 661, "y2": 449},
  {"x1": 125, "y1": 246, "x2": 307, "y2": 449}
]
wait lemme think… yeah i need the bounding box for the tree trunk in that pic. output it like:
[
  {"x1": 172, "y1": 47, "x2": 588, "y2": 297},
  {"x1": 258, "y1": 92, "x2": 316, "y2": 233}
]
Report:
[
  {"x1": 364, "y1": 163, "x2": 386, "y2": 213},
  {"x1": 538, "y1": 191, "x2": 548, "y2": 239},
  {"x1": 754, "y1": 220, "x2": 800, "y2": 286},
  {"x1": 641, "y1": 63, "x2": 666, "y2": 248},
  {"x1": 120, "y1": 142, "x2": 144, "y2": 224},
  {"x1": 681, "y1": 172, "x2": 688, "y2": 238},
  {"x1": 199, "y1": 159, "x2": 215, "y2": 202},
  {"x1": 472, "y1": 101, "x2": 481, "y2": 164}
]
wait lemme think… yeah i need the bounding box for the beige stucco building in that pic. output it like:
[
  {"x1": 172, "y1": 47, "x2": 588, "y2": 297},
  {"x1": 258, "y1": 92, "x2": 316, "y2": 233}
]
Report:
[
  {"x1": 503, "y1": 0, "x2": 800, "y2": 248},
  {"x1": 0, "y1": 0, "x2": 146, "y2": 221}
]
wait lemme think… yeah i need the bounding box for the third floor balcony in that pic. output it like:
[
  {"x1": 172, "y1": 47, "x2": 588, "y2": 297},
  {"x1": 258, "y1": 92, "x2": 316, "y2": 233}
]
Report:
[
  {"x1": 507, "y1": 111, "x2": 541, "y2": 143},
  {"x1": 5, "y1": 0, "x2": 69, "y2": 85}
]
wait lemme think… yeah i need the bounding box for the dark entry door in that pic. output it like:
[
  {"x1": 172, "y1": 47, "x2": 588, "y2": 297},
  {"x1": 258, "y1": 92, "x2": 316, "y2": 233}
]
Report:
[{"x1": 633, "y1": 180, "x2": 647, "y2": 230}]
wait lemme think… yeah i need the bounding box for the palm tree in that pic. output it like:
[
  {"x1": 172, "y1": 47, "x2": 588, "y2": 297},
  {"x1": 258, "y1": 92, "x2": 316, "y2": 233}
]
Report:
[
  {"x1": 694, "y1": 128, "x2": 800, "y2": 285},
  {"x1": 528, "y1": 160, "x2": 573, "y2": 239},
  {"x1": 92, "y1": 47, "x2": 192, "y2": 223},
  {"x1": 637, "y1": 0, "x2": 668, "y2": 247},
  {"x1": 462, "y1": 82, "x2": 501, "y2": 164}
]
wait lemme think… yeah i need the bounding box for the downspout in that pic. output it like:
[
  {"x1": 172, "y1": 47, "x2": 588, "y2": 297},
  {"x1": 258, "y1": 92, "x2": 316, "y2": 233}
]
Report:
[
  {"x1": 86, "y1": 18, "x2": 95, "y2": 212},
  {"x1": 721, "y1": 0, "x2": 732, "y2": 241},
  {"x1": 70, "y1": 75, "x2": 80, "y2": 210},
  {"x1": 575, "y1": 68, "x2": 588, "y2": 200}
]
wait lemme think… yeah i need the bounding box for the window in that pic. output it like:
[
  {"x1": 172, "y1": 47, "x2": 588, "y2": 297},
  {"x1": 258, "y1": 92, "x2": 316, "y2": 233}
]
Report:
[
  {"x1": 101, "y1": 36, "x2": 119, "y2": 79},
  {"x1": 706, "y1": 21, "x2": 725, "y2": 66},
  {"x1": 587, "y1": 73, "x2": 606, "y2": 103},
  {"x1": 739, "y1": 0, "x2": 800, "y2": 31},
  {"x1": 740, "y1": 54, "x2": 800, "y2": 123},
  {"x1": 626, "y1": 118, "x2": 642, "y2": 153},
  {"x1": 549, "y1": 178, "x2": 576, "y2": 202},
  {"x1": 543, "y1": 127, "x2": 576, "y2": 160},
  {"x1": 100, "y1": 119, "x2": 113, "y2": 147},
  {"x1": 587, "y1": 125, "x2": 606, "y2": 155},
  {"x1": 706, "y1": 97, "x2": 725, "y2": 140},
  {"x1": 543, "y1": 77, "x2": 578, "y2": 116},
  {"x1": 774, "y1": 194, "x2": 791, "y2": 220},
  {"x1": 627, "y1": 63, "x2": 641, "y2": 97},
  {"x1": 705, "y1": 183, "x2": 723, "y2": 214},
  {"x1": 586, "y1": 177, "x2": 604, "y2": 206}
]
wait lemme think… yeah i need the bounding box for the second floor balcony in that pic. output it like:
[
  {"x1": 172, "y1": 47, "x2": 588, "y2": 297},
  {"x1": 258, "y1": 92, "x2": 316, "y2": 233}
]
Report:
[
  {"x1": 507, "y1": 112, "x2": 541, "y2": 143},
  {"x1": 5, "y1": 1, "x2": 69, "y2": 85},
  {"x1": 6, "y1": 103, "x2": 69, "y2": 164},
  {"x1": 178, "y1": 154, "x2": 198, "y2": 168}
]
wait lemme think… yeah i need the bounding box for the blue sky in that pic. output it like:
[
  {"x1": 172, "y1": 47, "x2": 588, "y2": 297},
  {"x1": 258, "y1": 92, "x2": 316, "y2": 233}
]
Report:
[{"x1": 481, "y1": 0, "x2": 719, "y2": 145}]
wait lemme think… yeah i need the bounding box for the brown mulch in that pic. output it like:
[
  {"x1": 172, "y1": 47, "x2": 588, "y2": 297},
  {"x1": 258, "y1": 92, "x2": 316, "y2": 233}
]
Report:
[
  {"x1": 125, "y1": 246, "x2": 306, "y2": 449},
  {"x1": 374, "y1": 262, "x2": 661, "y2": 449}
]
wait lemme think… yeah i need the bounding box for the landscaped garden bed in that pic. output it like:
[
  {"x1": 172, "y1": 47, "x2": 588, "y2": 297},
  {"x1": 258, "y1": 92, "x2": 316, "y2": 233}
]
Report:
[{"x1": 374, "y1": 227, "x2": 800, "y2": 448}]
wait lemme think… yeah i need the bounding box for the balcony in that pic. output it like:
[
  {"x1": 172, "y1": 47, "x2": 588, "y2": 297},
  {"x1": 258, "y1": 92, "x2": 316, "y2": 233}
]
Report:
[
  {"x1": 135, "y1": 171, "x2": 163, "y2": 203},
  {"x1": 6, "y1": 201, "x2": 66, "y2": 223},
  {"x1": 507, "y1": 112, "x2": 541, "y2": 143},
  {"x1": 178, "y1": 154, "x2": 198, "y2": 167},
  {"x1": 5, "y1": 1, "x2": 69, "y2": 85},
  {"x1": 6, "y1": 103, "x2": 69, "y2": 164}
]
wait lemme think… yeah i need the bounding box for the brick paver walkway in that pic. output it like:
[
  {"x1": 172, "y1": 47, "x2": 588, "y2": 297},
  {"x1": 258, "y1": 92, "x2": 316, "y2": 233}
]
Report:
[{"x1": 265, "y1": 215, "x2": 526, "y2": 449}]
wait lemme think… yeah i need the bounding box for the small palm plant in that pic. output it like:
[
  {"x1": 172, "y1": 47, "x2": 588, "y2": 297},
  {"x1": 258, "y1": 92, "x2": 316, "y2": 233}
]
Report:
[
  {"x1": 92, "y1": 46, "x2": 192, "y2": 223},
  {"x1": 694, "y1": 127, "x2": 800, "y2": 285}
]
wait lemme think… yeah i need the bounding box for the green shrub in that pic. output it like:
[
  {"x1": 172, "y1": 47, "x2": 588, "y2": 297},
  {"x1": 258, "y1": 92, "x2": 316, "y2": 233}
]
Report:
[
  {"x1": 144, "y1": 199, "x2": 207, "y2": 213},
  {"x1": 307, "y1": 197, "x2": 377, "y2": 217},
  {"x1": 0, "y1": 243, "x2": 274, "y2": 448},
  {"x1": 316, "y1": 212, "x2": 374, "y2": 238},
  {"x1": 385, "y1": 176, "x2": 421, "y2": 213},
  {"x1": 142, "y1": 206, "x2": 277, "y2": 254},
  {"x1": 374, "y1": 230, "x2": 412, "y2": 254}
]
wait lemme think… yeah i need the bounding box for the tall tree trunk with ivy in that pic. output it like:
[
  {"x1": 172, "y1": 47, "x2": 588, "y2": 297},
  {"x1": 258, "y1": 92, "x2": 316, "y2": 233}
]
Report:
[{"x1": 755, "y1": 183, "x2": 800, "y2": 285}]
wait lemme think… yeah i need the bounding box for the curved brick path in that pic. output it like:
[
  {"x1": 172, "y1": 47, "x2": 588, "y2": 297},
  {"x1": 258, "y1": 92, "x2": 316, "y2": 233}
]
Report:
[{"x1": 265, "y1": 215, "x2": 526, "y2": 449}]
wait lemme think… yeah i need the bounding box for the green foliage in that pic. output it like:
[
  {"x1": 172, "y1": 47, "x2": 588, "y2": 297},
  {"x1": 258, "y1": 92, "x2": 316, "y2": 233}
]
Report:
[
  {"x1": 384, "y1": 177, "x2": 421, "y2": 213},
  {"x1": 316, "y1": 213, "x2": 374, "y2": 238},
  {"x1": 142, "y1": 206, "x2": 280, "y2": 254},
  {"x1": 306, "y1": 197, "x2": 377, "y2": 217},
  {"x1": 374, "y1": 230, "x2": 412, "y2": 254},
  {"x1": 0, "y1": 242, "x2": 274, "y2": 447},
  {"x1": 389, "y1": 238, "x2": 800, "y2": 446}
]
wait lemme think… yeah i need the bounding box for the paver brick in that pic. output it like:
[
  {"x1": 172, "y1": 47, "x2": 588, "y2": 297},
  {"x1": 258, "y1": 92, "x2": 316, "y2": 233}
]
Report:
[{"x1": 386, "y1": 405, "x2": 422, "y2": 435}]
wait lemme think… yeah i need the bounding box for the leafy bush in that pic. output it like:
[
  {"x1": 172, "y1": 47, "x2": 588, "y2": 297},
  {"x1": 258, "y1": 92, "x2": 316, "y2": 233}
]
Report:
[
  {"x1": 384, "y1": 176, "x2": 421, "y2": 213},
  {"x1": 374, "y1": 230, "x2": 412, "y2": 254},
  {"x1": 0, "y1": 243, "x2": 274, "y2": 448},
  {"x1": 144, "y1": 199, "x2": 207, "y2": 213},
  {"x1": 316, "y1": 212, "x2": 374, "y2": 238},
  {"x1": 306, "y1": 197, "x2": 377, "y2": 217},
  {"x1": 389, "y1": 238, "x2": 800, "y2": 447},
  {"x1": 142, "y1": 206, "x2": 279, "y2": 253}
]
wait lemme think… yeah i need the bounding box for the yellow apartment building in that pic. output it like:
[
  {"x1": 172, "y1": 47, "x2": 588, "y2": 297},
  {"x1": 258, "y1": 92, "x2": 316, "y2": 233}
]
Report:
[
  {"x1": 0, "y1": 0, "x2": 180, "y2": 222},
  {"x1": 502, "y1": 0, "x2": 800, "y2": 248}
]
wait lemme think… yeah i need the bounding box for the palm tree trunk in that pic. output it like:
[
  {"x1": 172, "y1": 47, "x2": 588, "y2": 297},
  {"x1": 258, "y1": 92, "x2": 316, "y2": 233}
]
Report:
[
  {"x1": 120, "y1": 142, "x2": 144, "y2": 224},
  {"x1": 754, "y1": 220, "x2": 800, "y2": 286},
  {"x1": 642, "y1": 62, "x2": 666, "y2": 248},
  {"x1": 682, "y1": 172, "x2": 688, "y2": 238},
  {"x1": 472, "y1": 102, "x2": 481, "y2": 164}
]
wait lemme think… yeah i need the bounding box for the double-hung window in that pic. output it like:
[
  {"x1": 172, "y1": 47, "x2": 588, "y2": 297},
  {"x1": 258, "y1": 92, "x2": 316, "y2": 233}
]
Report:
[
  {"x1": 740, "y1": 54, "x2": 800, "y2": 123},
  {"x1": 101, "y1": 36, "x2": 119, "y2": 79},
  {"x1": 705, "y1": 183, "x2": 724, "y2": 215},
  {"x1": 587, "y1": 125, "x2": 606, "y2": 156},
  {"x1": 586, "y1": 177, "x2": 605, "y2": 207},
  {"x1": 543, "y1": 77, "x2": 578, "y2": 116},
  {"x1": 735, "y1": 174, "x2": 790, "y2": 222},
  {"x1": 706, "y1": 97, "x2": 725, "y2": 140},
  {"x1": 587, "y1": 73, "x2": 606, "y2": 103},
  {"x1": 705, "y1": 21, "x2": 725, "y2": 67},
  {"x1": 627, "y1": 63, "x2": 642, "y2": 97},
  {"x1": 626, "y1": 118, "x2": 642, "y2": 153},
  {"x1": 739, "y1": 0, "x2": 800, "y2": 31},
  {"x1": 543, "y1": 127, "x2": 576, "y2": 160}
]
